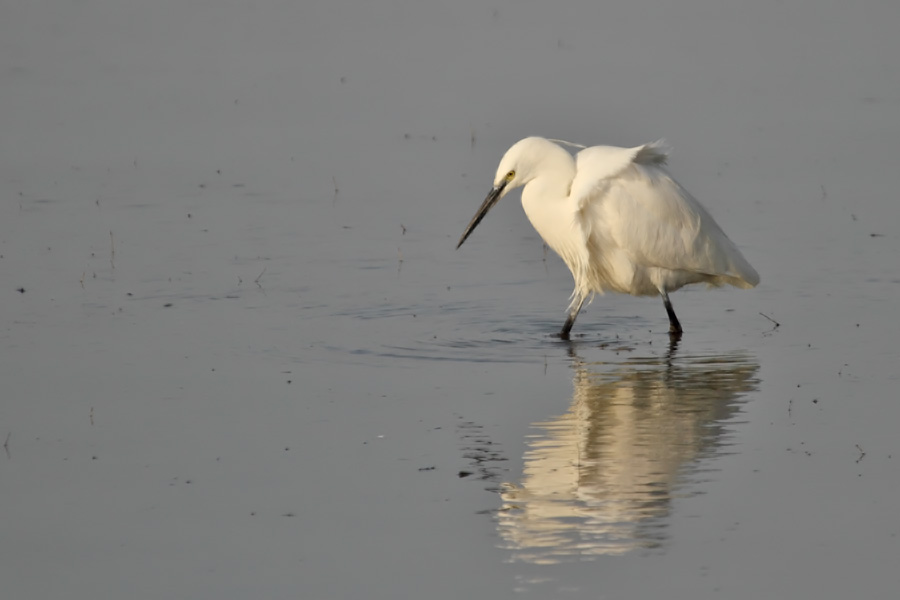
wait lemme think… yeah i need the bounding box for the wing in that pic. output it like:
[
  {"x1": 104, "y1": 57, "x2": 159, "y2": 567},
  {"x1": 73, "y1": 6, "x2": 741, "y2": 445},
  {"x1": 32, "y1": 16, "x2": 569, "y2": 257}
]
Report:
[
  {"x1": 570, "y1": 140, "x2": 670, "y2": 206},
  {"x1": 573, "y1": 142, "x2": 759, "y2": 290}
]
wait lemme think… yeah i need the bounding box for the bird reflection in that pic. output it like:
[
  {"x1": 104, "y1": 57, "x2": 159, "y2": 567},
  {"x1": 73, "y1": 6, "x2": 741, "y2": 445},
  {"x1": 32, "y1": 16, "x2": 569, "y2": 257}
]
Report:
[{"x1": 497, "y1": 341, "x2": 758, "y2": 563}]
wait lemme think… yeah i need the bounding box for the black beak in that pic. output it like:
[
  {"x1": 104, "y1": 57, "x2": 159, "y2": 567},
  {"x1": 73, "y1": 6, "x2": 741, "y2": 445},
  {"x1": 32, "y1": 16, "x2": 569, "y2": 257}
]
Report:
[{"x1": 456, "y1": 182, "x2": 507, "y2": 249}]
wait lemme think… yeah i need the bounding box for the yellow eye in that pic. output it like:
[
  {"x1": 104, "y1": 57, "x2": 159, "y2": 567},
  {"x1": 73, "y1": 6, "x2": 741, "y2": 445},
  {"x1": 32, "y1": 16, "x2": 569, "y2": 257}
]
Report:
[{"x1": 506, "y1": 170, "x2": 516, "y2": 181}]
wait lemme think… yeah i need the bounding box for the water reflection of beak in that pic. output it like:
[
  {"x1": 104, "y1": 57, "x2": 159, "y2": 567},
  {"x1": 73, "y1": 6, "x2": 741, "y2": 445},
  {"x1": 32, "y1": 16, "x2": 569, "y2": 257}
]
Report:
[{"x1": 456, "y1": 181, "x2": 507, "y2": 249}]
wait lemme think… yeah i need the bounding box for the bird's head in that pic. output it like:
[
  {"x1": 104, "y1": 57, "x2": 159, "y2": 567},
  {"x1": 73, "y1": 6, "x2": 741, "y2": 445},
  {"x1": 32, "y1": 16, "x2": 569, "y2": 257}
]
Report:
[{"x1": 456, "y1": 137, "x2": 550, "y2": 249}]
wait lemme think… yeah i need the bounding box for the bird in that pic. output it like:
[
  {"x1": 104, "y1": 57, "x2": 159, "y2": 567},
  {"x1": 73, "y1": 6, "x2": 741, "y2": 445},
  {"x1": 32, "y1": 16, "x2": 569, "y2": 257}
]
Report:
[{"x1": 456, "y1": 137, "x2": 759, "y2": 339}]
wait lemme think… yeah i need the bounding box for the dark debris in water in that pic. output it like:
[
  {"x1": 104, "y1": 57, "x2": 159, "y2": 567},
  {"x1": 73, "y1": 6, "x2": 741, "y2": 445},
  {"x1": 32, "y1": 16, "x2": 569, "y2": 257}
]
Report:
[{"x1": 456, "y1": 416, "x2": 509, "y2": 485}]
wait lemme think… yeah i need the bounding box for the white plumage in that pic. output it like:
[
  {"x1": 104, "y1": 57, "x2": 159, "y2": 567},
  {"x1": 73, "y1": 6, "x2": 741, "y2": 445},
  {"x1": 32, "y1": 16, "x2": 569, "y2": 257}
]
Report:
[{"x1": 456, "y1": 136, "x2": 759, "y2": 338}]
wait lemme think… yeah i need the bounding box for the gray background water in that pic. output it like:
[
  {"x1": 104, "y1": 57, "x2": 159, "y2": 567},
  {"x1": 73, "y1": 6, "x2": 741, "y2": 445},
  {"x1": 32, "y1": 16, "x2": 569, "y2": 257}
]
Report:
[{"x1": 2, "y1": 1, "x2": 899, "y2": 598}]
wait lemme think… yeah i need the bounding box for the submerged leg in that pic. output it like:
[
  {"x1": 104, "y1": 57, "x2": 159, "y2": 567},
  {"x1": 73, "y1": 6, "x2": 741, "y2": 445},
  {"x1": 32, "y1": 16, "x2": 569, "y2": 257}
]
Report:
[
  {"x1": 559, "y1": 296, "x2": 586, "y2": 339},
  {"x1": 661, "y1": 291, "x2": 683, "y2": 336}
]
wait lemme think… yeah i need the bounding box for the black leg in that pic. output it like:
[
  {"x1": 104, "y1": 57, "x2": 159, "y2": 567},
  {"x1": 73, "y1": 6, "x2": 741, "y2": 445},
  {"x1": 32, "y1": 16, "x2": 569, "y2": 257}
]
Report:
[
  {"x1": 662, "y1": 291, "x2": 683, "y2": 336},
  {"x1": 559, "y1": 296, "x2": 586, "y2": 339}
]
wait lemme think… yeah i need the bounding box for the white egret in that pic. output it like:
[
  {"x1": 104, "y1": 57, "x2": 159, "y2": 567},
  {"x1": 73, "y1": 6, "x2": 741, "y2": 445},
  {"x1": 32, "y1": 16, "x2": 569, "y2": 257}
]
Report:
[{"x1": 456, "y1": 137, "x2": 759, "y2": 338}]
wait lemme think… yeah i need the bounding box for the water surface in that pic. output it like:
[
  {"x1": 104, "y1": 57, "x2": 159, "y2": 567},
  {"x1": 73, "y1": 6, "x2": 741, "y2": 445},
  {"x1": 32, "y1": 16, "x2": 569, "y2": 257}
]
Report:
[{"x1": 2, "y1": 2, "x2": 899, "y2": 599}]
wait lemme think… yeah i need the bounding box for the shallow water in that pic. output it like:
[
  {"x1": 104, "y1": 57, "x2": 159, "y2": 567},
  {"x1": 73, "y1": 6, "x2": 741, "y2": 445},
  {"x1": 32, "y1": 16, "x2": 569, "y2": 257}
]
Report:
[{"x1": 3, "y1": 1, "x2": 900, "y2": 599}]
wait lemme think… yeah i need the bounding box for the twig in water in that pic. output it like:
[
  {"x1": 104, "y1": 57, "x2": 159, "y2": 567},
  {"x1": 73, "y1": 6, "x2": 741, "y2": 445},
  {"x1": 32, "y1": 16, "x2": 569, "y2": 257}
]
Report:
[
  {"x1": 855, "y1": 444, "x2": 866, "y2": 463},
  {"x1": 3, "y1": 432, "x2": 10, "y2": 459},
  {"x1": 110, "y1": 231, "x2": 116, "y2": 270},
  {"x1": 254, "y1": 267, "x2": 267, "y2": 288},
  {"x1": 759, "y1": 312, "x2": 780, "y2": 328}
]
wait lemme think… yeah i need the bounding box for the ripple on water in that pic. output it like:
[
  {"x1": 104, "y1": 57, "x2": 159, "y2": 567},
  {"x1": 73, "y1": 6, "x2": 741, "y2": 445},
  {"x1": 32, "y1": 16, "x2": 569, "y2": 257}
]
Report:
[{"x1": 324, "y1": 295, "x2": 655, "y2": 366}]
